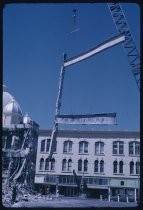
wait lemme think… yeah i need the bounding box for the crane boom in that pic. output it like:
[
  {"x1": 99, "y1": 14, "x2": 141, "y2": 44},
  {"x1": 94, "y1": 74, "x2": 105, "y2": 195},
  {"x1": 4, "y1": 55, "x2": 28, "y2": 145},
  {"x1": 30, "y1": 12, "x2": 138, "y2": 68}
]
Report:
[
  {"x1": 48, "y1": 3, "x2": 140, "y2": 159},
  {"x1": 107, "y1": 3, "x2": 140, "y2": 90}
]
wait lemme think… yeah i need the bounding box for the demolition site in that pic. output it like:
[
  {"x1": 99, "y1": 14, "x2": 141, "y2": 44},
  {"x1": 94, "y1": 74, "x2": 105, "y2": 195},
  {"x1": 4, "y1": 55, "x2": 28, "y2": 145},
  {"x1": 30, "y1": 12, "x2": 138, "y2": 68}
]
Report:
[{"x1": 2, "y1": 2, "x2": 140, "y2": 208}]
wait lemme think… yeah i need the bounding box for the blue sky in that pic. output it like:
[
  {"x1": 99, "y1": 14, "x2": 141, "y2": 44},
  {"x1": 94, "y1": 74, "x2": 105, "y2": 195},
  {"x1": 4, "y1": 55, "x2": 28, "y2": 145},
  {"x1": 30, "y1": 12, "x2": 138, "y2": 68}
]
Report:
[{"x1": 3, "y1": 3, "x2": 140, "y2": 131}]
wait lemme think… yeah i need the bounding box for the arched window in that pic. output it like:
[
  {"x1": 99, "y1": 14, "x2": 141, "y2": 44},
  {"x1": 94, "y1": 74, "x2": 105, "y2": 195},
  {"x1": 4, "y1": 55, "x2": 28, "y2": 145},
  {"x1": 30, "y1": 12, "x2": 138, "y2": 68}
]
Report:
[
  {"x1": 95, "y1": 142, "x2": 104, "y2": 155},
  {"x1": 46, "y1": 139, "x2": 51, "y2": 152},
  {"x1": 45, "y1": 158, "x2": 50, "y2": 170},
  {"x1": 84, "y1": 160, "x2": 88, "y2": 172},
  {"x1": 78, "y1": 159, "x2": 82, "y2": 172},
  {"x1": 119, "y1": 161, "x2": 123, "y2": 173},
  {"x1": 113, "y1": 160, "x2": 118, "y2": 173},
  {"x1": 63, "y1": 141, "x2": 73, "y2": 153},
  {"x1": 130, "y1": 161, "x2": 134, "y2": 174},
  {"x1": 51, "y1": 158, "x2": 55, "y2": 171},
  {"x1": 136, "y1": 161, "x2": 140, "y2": 174},
  {"x1": 94, "y1": 160, "x2": 98, "y2": 173},
  {"x1": 39, "y1": 158, "x2": 44, "y2": 170},
  {"x1": 68, "y1": 159, "x2": 72, "y2": 172},
  {"x1": 62, "y1": 159, "x2": 67, "y2": 171},
  {"x1": 100, "y1": 160, "x2": 104, "y2": 173},
  {"x1": 79, "y1": 141, "x2": 88, "y2": 154},
  {"x1": 40, "y1": 140, "x2": 45, "y2": 152}
]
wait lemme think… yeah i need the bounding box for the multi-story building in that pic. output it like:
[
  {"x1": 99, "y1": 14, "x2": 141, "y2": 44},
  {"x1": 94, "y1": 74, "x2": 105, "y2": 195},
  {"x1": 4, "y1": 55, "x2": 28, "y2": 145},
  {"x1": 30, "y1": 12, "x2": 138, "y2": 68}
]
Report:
[
  {"x1": 2, "y1": 85, "x2": 140, "y2": 203},
  {"x1": 35, "y1": 129, "x2": 140, "y2": 201},
  {"x1": 2, "y1": 85, "x2": 39, "y2": 205}
]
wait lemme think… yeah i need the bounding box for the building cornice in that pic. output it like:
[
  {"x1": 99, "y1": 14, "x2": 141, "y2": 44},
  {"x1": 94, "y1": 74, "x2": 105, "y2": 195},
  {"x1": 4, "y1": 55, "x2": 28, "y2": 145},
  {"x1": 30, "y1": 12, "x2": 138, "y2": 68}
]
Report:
[{"x1": 39, "y1": 129, "x2": 140, "y2": 139}]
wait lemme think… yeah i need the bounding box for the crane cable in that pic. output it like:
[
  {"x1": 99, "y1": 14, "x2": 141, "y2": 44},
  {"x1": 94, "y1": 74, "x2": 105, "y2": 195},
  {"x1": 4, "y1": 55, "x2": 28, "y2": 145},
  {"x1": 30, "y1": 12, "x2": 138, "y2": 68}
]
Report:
[{"x1": 71, "y1": 9, "x2": 80, "y2": 33}]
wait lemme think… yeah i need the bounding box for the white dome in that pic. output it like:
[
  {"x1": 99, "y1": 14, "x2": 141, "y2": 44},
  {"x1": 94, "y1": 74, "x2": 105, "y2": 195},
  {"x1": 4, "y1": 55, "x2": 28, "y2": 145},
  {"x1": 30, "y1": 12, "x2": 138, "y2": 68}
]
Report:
[
  {"x1": 4, "y1": 98, "x2": 23, "y2": 116},
  {"x1": 3, "y1": 85, "x2": 24, "y2": 125},
  {"x1": 3, "y1": 87, "x2": 14, "y2": 108}
]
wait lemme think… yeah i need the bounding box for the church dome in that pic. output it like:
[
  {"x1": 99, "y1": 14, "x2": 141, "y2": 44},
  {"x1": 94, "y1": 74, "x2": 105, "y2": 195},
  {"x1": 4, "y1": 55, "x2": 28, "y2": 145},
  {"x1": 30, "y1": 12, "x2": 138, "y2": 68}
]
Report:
[
  {"x1": 3, "y1": 85, "x2": 23, "y2": 125},
  {"x1": 3, "y1": 85, "x2": 14, "y2": 108},
  {"x1": 4, "y1": 98, "x2": 23, "y2": 116}
]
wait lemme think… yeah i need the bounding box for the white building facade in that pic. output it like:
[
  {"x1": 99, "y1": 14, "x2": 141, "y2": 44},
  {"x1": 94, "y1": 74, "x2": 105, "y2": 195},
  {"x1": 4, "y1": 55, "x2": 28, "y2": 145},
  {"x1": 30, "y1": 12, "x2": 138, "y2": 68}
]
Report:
[
  {"x1": 35, "y1": 129, "x2": 140, "y2": 201},
  {"x1": 2, "y1": 85, "x2": 39, "y2": 205}
]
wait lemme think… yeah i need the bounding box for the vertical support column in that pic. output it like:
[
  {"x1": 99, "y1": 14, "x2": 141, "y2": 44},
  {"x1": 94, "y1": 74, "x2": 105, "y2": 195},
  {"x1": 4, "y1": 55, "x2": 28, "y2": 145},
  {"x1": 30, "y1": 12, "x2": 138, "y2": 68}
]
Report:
[
  {"x1": 135, "y1": 188, "x2": 137, "y2": 202},
  {"x1": 108, "y1": 187, "x2": 111, "y2": 202},
  {"x1": 117, "y1": 194, "x2": 120, "y2": 202},
  {"x1": 126, "y1": 195, "x2": 129, "y2": 203},
  {"x1": 49, "y1": 54, "x2": 67, "y2": 159},
  {"x1": 56, "y1": 175, "x2": 59, "y2": 199}
]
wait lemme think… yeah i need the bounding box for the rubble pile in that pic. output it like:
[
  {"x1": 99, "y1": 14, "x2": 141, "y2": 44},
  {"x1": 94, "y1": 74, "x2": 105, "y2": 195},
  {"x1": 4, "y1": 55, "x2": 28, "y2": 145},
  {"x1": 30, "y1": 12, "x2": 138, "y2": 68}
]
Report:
[{"x1": 2, "y1": 183, "x2": 35, "y2": 207}]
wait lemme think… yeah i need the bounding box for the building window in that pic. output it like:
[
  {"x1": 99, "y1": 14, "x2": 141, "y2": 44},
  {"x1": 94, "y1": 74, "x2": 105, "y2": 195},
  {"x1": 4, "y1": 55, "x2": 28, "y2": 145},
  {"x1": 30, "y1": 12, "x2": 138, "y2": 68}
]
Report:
[
  {"x1": 120, "y1": 181, "x2": 124, "y2": 186},
  {"x1": 39, "y1": 158, "x2": 44, "y2": 170},
  {"x1": 136, "y1": 161, "x2": 140, "y2": 174},
  {"x1": 40, "y1": 140, "x2": 45, "y2": 152},
  {"x1": 135, "y1": 143, "x2": 140, "y2": 155},
  {"x1": 62, "y1": 159, "x2": 66, "y2": 171},
  {"x1": 100, "y1": 160, "x2": 104, "y2": 173},
  {"x1": 45, "y1": 158, "x2": 50, "y2": 170},
  {"x1": 46, "y1": 139, "x2": 51, "y2": 152},
  {"x1": 129, "y1": 142, "x2": 134, "y2": 155},
  {"x1": 51, "y1": 158, "x2": 55, "y2": 171},
  {"x1": 113, "y1": 142, "x2": 118, "y2": 154},
  {"x1": 113, "y1": 141, "x2": 124, "y2": 155},
  {"x1": 130, "y1": 161, "x2": 134, "y2": 174},
  {"x1": 129, "y1": 141, "x2": 140, "y2": 155},
  {"x1": 95, "y1": 142, "x2": 104, "y2": 155},
  {"x1": 119, "y1": 142, "x2": 124, "y2": 154},
  {"x1": 94, "y1": 160, "x2": 98, "y2": 173},
  {"x1": 119, "y1": 161, "x2": 123, "y2": 174},
  {"x1": 94, "y1": 160, "x2": 104, "y2": 173},
  {"x1": 63, "y1": 141, "x2": 72, "y2": 153},
  {"x1": 130, "y1": 161, "x2": 140, "y2": 175},
  {"x1": 68, "y1": 159, "x2": 72, "y2": 172},
  {"x1": 84, "y1": 160, "x2": 88, "y2": 172},
  {"x1": 78, "y1": 159, "x2": 82, "y2": 172},
  {"x1": 113, "y1": 160, "x2": 118, "y2": 173},
  {"x1": 53, "y1": 140, "x2": 57, "y2": 152},
  {"x1": 79, "y1": 141, "x2": 88, "y2": 154}
]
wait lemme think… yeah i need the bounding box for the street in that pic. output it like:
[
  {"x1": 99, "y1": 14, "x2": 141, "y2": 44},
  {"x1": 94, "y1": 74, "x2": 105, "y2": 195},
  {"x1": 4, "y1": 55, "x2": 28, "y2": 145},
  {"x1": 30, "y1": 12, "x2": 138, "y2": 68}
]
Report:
[{"x1": 11, "y1": 196, "x2": 138, "y2": 208}]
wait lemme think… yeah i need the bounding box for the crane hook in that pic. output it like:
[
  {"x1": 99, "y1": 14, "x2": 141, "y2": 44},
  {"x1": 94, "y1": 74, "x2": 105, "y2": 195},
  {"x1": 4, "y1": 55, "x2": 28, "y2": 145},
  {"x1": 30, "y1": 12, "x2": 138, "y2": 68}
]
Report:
[{"x1": 71, "y1": 8, "x2": 80, "y2": 33}]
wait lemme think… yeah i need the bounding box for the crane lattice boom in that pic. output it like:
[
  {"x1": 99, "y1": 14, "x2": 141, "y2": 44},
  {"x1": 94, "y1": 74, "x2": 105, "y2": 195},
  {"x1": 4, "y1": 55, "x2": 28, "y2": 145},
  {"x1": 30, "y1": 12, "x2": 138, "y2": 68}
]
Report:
[{"x1": 107, "y1": 3, "x2": 140, "y2": 90}]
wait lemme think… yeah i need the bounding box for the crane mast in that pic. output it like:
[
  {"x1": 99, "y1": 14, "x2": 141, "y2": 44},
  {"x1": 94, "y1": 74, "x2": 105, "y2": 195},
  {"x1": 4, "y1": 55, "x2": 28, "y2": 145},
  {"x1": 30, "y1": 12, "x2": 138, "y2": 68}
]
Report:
[
  {"x1": 107, "y1": 3, "x2": 140, "y2": 90},
  {"x1": 48, "y1": 34, "x2": 125, "y2": 159}
]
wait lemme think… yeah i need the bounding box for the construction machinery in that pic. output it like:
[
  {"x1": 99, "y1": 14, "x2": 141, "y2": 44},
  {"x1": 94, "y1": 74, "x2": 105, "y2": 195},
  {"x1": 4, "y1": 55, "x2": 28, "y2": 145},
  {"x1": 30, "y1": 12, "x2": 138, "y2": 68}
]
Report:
[
  {"x1": 48, "y1": 3, "x2": 140, "y2": 160},
  {"x1": 108, "y1": 3, "x2": 140, "y2": 91}
]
